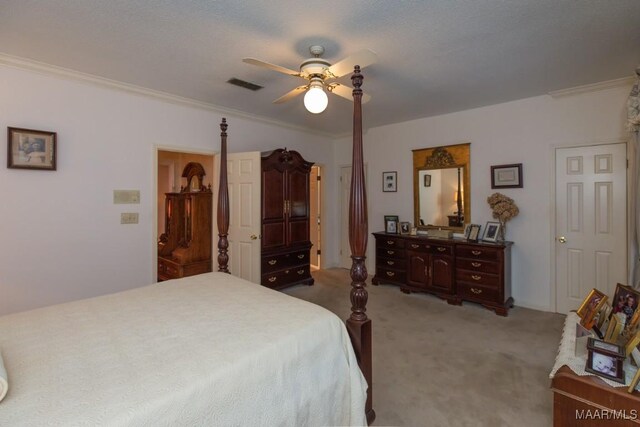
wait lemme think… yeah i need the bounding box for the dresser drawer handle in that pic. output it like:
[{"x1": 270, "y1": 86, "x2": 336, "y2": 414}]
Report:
[
  {"x1": 268, "y1": 276, "x2": 277, "y2": 283},
  {"x1": 297, "y1": 254, "x2": 305, "y2": 259},
  {"x1": 436, "y1": 247, "x2": 446, "y2": 252},
  {"x1": 386, "y1": 271, "x2": 395, "y2": 277},
  {"x1": 268, "y1": 259, "x2": 277, "y2": 265},
  {"x1": 386, "y1": 260, "x2": 395, "y2": 266},
  {"x1": 387, "y1": 240, "x2": 395, "y2": 245},
  {"x1": 471, "y1": 250, "x2": 482, "y2": 255},
  {"x1": 471, "y1": 275, "x2": 482, "y2": 281},
  {"x1": 387, "y1": 250, "x2": 395, "y2": 255},
  {"x1": 297, "y1": 269, "x2": 305, "y2": 275},
  {"x1": 471, "y1": 262, "x2": 482, "y2": 267},
  {"x1": 471, "y1": 287, "x2": 483, "y2": 294},
  {"x1": 411, "y1": 244, "x2": 420, "y2": 249}
]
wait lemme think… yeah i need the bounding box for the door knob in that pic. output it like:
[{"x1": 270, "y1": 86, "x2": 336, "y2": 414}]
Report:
[
  {"x1": 250, "y1": 234, "x2": 258, "y2": 240},
  {"x1": 558, "y1": 236, "x2": 567, "y2": 243}
]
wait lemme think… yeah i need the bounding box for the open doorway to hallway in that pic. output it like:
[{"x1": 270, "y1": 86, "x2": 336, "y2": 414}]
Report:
[{"x1": 310, "y1": 165, "x2": 323, "y2": 270}]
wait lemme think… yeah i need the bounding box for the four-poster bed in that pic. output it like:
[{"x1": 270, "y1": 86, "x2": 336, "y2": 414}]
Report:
[{"x1": 0, "y1": 67, "x2": 373, "y2": 426}]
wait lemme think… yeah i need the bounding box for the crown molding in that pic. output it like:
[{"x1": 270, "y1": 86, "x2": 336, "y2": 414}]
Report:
[
  {"x1": 549, "y1": 76, "x2": 635, "y2": 98},
  {"x1": 0, "y1": 52, "x2": 337, "y2": 139}
]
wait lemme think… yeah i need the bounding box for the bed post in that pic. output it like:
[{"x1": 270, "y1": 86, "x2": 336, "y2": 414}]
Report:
[
  {"x1": 347, "y1": 65, "x2": 375, "y2": 424},
  {"x1": 217, "y1": 118, "x2": 230, "y2": 273}
]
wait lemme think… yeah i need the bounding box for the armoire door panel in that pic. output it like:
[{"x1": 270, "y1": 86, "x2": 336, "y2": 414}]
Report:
[
  {"x1": 262, "y1": 222, "x2": 286, "y2": 248},
  {"x1": 262, "y1": 169, "x2": 285, "y2": 221},
  {"x1": 288, "y1": 170, "x2": 309, "y2": 219},
  {"x1": 288, "y1": 219, "x2": 310, "y2": 245}
]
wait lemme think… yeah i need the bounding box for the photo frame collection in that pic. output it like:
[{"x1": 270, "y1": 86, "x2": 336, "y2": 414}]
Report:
[
  {"x1": 574, "y1": 284, "x2": 640, "y2": 390},
  {"x1": 383, "y1": 215, "x2": 414, "y2": 235}
]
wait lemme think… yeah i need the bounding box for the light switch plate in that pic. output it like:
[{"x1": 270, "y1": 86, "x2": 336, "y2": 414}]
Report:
[
  {"x1": 120, "y1": 213, "x2": 139, "y2": 224},
  {"x1": 113, "y1": 190, "x2": 140, "y2": 204}
]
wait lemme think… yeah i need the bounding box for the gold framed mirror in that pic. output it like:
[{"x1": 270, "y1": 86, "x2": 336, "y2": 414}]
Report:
[{"x1": 413, "y1": 143, "x2": 470, "y2": 231}]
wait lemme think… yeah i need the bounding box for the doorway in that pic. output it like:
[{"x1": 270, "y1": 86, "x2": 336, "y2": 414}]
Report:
[
  {"x1": 554, "y1": 142, "x2": 628, "y2": 313},
  {"x1": 310, "y1": 165, "x2": 323, "y2": 270},
  {"x1": 155, "y1": 148, "x2": 214, "y2": 281}
]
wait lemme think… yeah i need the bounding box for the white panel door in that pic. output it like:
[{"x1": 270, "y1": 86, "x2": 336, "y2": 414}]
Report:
[
  {"x1": 340, "y1": 166, "x2": 353, "y2": 268},
  {"x1": 555, "y1": 143, "x2": 627, "y2": 313},
  {"x1": 216, "y1": 151, "x2": 261, "y2": 283}
]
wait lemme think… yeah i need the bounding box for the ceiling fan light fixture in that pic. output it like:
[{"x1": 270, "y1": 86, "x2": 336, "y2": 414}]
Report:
[{"x1": 303, "y1": 81, "x2": 328, "y2": 114}]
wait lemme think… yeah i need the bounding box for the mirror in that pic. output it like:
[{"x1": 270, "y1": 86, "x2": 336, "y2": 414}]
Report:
[{"x1": 413, "y1": 143, "x2": 470, "y2": 231}]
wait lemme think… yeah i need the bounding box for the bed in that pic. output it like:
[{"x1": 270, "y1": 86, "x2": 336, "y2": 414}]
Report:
[{"x1": 0, "y1": 66, "x2": 374, "y2": 426}]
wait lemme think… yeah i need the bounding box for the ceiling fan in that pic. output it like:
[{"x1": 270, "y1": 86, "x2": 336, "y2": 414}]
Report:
[{"x1": 243, "y1": 45, "x2": 377, "y2": 114}]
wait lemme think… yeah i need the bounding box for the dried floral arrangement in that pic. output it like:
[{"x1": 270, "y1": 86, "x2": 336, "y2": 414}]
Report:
[{"x1": 487, "y1": 192, "x2": 519, "y2": 240}]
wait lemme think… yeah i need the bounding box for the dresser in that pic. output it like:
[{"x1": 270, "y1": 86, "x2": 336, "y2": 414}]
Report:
[
  {"x1": 372, "y1": 232, "x2": 513, "y2": 316},
  {"x1": 261, "y1": 149, "x2": 314, "y2": 290}
]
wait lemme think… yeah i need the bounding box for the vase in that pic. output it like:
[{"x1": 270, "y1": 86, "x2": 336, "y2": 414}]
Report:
[{"x1": 498, "y1": 221, "x2": 506, "y2": 241}]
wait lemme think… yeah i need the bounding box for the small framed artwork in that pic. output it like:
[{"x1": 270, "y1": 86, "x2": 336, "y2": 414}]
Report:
[
  {"x1": 624, "y1": 330, "x2": 640, "y2": 357},
  {"x1": 423, "y1": 174, "x2": 431, "y2": 187},
  {"x1": 7, "y1": 127, "x2": 57, "y2": 170},
  {"x1": 609, "y1": 283, "x2": 640, "y2": 328},
  {"x1": 482, "y1": 221, "x2": 501, "y2": 242},
  {"x1": 399, "y1": 221, "x2": 410, "y2": 234},
  {"x1": 385, "y1": 219, "x2": 398, "y2": 234},
  {"x1": 384, "y1": 215, "x2": 399, "y2": 225},
  {"x1": 467, "y1": 224, "x2": 481, "y2": 242},
  {"x1": 491, "y1": 163, "x2": 522, "y2": 189},
  {"x1": 585, "y1": 338, "x2": 625, "y2": 383},
  {"x1": 382, "y1": 171, "x2": 397, "y2": 192}
]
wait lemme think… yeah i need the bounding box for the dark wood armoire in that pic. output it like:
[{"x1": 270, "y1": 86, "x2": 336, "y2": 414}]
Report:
[
  {"x1": 158, "y1": 162, "x2": 212, "y2": 281},
  {"x1": 261, "y1": 149, "x2": 314, "y2": 290}
]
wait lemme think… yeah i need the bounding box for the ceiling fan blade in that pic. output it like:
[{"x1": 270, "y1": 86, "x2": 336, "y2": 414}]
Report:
[
  {"x1": 327, "y1": 49, "x2": 377, "y2": 78},
  {"x1": 328, "y1": 83, "x2": 372, "y2": 104},
  {"x1": 273, "y1": 85, "x2": 308, "y2": 104},
  {"x1": 242, "y1": 58, "x2": 301, "y2": 77}
]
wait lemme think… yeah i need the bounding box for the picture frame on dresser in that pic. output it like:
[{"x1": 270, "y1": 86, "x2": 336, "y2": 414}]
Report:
[
  {"x1": 482, "y1": 221, "x2": 501, "y2": 242},
  {"x1": 385, "y1": 219, "x2": 398, "y2": 234},
  {"x1": 399, "y1": 222, "x2": 410, "y2": 234},
  {"x1": 585, "y1": 337, "x2": 625, "y2": 383},
  {"x1": 466, "y1": 224, "x2": 481, "y2": 242}
]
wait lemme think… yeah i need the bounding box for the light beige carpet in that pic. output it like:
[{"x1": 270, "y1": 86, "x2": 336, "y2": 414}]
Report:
[{"x1": 284, "y1": 268, "x2": 565, "y2": 427}]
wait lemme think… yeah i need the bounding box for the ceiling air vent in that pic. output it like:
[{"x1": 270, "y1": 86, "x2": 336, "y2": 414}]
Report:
[{"x1": 227, "y1": 78, "x2": 263, "y2": 91}]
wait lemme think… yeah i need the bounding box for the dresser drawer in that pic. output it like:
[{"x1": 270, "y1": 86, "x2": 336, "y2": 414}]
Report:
[
  {"x1": 378, "y1": 258, "x2": 406, "y2": 269},
  {"x1": 377, "y1": 236, "x2": 405, "y2": 249},
  {"x1": 456, "y1": 269, "x2": 500, "y2": 288},
  {"x1": 458, "y1": 282, "x2": 499, "y2": 303},
  {"x1": 456, "y1": 245, "x2": 501, "y2": 261},
  {"x1": 406, "y1": 241, "x2": 430, "y2": 252},
  {"x1": 376, "y1": 247, "x2": 405, "y2": 259},
  {"x1": 376, "y1": 267, "x2": 405, "y2": 284},
  {"x1": 431, "y1": 244, "x2": 454, "y2": 256},
  {"x1": 456, "y1": 258, "x2": 500, "y2": 274}
]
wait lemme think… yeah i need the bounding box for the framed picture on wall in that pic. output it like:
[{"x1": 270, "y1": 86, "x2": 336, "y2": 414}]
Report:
[
  {"x1": 491, "y1": 163, "x2": 522, "y2": 188},
  {"x1": 382, "y1": 171, "x2": 397, "y2": 192},
  {"x1": 7, "y1": 127, "x2": 57, "y2": 170}
]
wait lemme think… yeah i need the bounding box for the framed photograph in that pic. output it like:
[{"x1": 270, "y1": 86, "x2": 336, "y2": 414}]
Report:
[
  {"x1": 610, "y1": 283, "x2": 640, "y2": 328},
  {"x1": 467, "y1": 224, "x2": 481, "y2": 242},
  {"x1": 482, "y1": 221, "x2": 501, "y2": 242},
  {"x1": 399, "y1": 221, "x2": 411, "y2": 234},
  {"x1": 384, "y1": 215, "x2": 399, "y2": 225},
  {"x1": 629, "y1": 365, "x2": 640, "y2": 393},
  {"x1": 7, "y1": 127, "x2": 57, "y2": 170},
  {"x1": 491, "y1": 163, "x2": 522, "y2": 189},
  {"x1": 382, "y1": 171, "x2": 397, "y2": 192},
  {"x1": 577, "y1": 288, "x2": 608, "y2": 330},
  {"x1": 585, "y1": 339, "x2": 625, "y2": 383},
  {"x1": 625, "y1": 331, "x2": 640, "y2": 357},
  {"x1": 385, "y1": 219, "x2": 398, "y2": 234},
  {"x1": 423, "y1": 174, "x2": 431, "y2": 187}
]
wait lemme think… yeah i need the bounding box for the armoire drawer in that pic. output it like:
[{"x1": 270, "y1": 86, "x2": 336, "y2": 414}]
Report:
[
  {"x1": 262, "y1": 250, "x2": 309, "y2": 273},
  {"x1": 262, "y1": 266, "x2": 310, "y2": 289}
]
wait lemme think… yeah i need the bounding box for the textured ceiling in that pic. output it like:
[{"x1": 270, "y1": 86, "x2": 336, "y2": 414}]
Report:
[{"x1": 1, "y1": 0, "x2": 639, "y2": 136}]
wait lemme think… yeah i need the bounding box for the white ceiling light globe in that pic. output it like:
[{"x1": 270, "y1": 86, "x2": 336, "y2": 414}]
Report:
[{"x1": 304, "y1": 86, "x2": 328, "y2": 114}]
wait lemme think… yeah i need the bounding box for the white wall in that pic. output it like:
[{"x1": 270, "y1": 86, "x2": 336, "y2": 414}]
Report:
[
  {"x1": 336, "y1": 83, "x2": 631, "y2": 312},
  {"x1": 0, "y1": 65, "x2": 338, "y2": 315}
]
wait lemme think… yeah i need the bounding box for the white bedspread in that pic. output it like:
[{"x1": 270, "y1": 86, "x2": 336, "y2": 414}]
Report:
[{"x1": 0, "y1": 272, "x2": 367, "y2": 426}]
